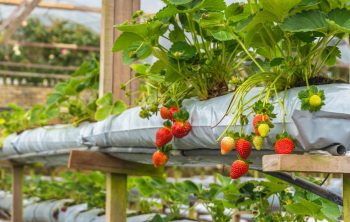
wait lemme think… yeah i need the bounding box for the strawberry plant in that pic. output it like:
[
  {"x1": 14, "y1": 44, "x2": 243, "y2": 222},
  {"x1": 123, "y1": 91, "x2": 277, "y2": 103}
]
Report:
[{"x1": 113, "y1": 0, "x2": 250, "y2": 118}]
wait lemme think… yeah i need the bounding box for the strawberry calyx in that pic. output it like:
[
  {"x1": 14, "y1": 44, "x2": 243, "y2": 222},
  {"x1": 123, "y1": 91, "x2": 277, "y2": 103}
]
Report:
[
  {"x1": 275, "y1": 131, "x2": 293, "y2": 141},
  {"x1": 298, "y1": 85, "x2": 325, "y2": 112},
  {"x1": 173, "y1": 109, "x2": 190, "y2": 122},
  {"x1": 158, "y1": 144, "x2": 173, "y2": 155},
  {"x1": 252, "y1": 101, "x2": 276, "y2": 119},
  {"x1": 163, "y1": 120, "x2": 172, "y2": 128}
]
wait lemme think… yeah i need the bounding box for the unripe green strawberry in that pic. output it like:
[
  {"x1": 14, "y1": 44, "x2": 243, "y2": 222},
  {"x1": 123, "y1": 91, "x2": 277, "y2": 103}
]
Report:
[
  {"x1": 152, "y1": 151, "x2": 168, "y2": 168},
  {"x1": 275, "y1": 137, "x2": 295, "y2": 154},
  {"x1": 309, "y1": 94, "x2": 322, "y2": 108},
  {"x1": 236, "y1": 138, "x2": 252, "y2": 159},
  {"x1": 230, "y1": 160, "x2": 249, "y2": 179},
  {"x1": 220, "y1": 136, "x2": 235, "y2": 155},
  {"x1": 253, "y1": 136, "x2": 264, "y2": 150},
  {"x1": 258, "y1": 123, "x2": 270, "y2": 137}
]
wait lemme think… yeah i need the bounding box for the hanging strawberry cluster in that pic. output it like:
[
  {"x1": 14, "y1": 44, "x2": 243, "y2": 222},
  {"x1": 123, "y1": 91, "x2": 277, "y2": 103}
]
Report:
[
  {"x1": 221, "y1": 101, "x2": 296, "y2": 179},
  {"x1": 152, "y1": 105, "x2": 192, "y2": 168}
]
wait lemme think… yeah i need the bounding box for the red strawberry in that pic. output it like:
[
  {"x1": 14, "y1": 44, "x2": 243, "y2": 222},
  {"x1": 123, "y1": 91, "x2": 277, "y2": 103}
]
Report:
[
  {"x1": 171, "y1": 121, "x2": 192, "y2": 138},
  {"x1": 230, "y1": 160, "x2": 249, "y2": 179},
  {"x1": 160, "y1": 106, "x2": 170, "y2": 119},
  {"x1": 152, "y1": 151, "x2": 168, "y2": 168},
  {"x1": 253, "y1": 114, "x2": 269, "y2": 135},
  {"x1": 236, "y1": 138, "x2": 252, "y2": 159},
  {"x1": 168, "y1": 106, "x2": 179, "y2": 121},
  {"x1": 155, "y1": 127, "x2": 173, "y2": 147},
  {"x1": 275, "y1": 137, "x2": 295, "y2": 154}
]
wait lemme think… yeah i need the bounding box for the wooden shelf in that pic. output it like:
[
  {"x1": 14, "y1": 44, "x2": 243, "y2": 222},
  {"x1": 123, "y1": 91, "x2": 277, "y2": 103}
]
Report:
[{"x1": 263, "y1": 154, "x2": 350, "y2": 173}]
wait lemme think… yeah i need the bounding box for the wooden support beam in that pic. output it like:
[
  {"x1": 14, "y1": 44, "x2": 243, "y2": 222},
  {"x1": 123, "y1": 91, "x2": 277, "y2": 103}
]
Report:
[
  {"x1": 263, "y1": 154, "x2": 350, "y2": 173},
  {"x1": 106, "y1": 173, "x2": 127, "y2": 222},
  {"x1": 68, "y1": 150, "x2": 162, "y2": 222},
  {"x1": 0, "y1": 61, "x2": 78, "y2": 71},
  {"x1": 0, "y1": 0, "x2": 41, "y2": 44},
  {"x1": 7, "y1": 40, "x2": 100, "y2": 52},
  {"x1": 0, "y1": 0, "x2": 101, "y2": 13},
  {"x1": 67, "y1": 150, "x2": 163, "y2": 177},
  {"x1": 11, "y1": 165, "x2": 23, "y2": 222},
  {"x1": 344, "y1": 174, "x2": 350, "y2": 221},
  {"x1": 99, "y1": 0, "x2": 140, "y2": 104},
  {"x1": 0, "y1": 70, "x2": 69, "y2": 80}
]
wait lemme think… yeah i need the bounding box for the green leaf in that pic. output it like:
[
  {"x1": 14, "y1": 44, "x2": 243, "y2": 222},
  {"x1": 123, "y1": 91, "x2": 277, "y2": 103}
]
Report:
[
  {"x1": 285, "y1": 199, "x2": 321, "y2": 216},
  {"x1": 261, "y1": 0, "x2": 301, "y2": 20},
  {"x1": 112, "y1": 32, "x2": 143, "y2": 52},
  {"x1": 111, "y1": 100, "x2": 127, "y2": 115},
  {"x1": 116, "y1": 23, "x2": 148, "y2": 38},
  {"x1": 96, "y1": 93, "x2": 113, "y2": 106},
  {"x1": 211, "y1": 30, "x2": 234, "y2": 41},
  {"x1": 201, "y1": 0, "x2": 226, "y2": 11},
  {"x1": 46, "y1": 93, "x2": 62, "y2": 105},
  {"x1": 95, "y1": 107, "x2": 112, "y2": 121},
  {"x1": 168, "y1": 41, "x2": 196, "y2": 60},
  {"x1": 168, "y1": 0, "x2": 193, "y2": 5},
  {"x1": 281, "y1": 10, "x2": 328, "y2": 32},
  {"x1": 327, "y1": 8, "x2": 350, "y2": 32},
  {"x1": 122, "y1": 41, "x2": 152, "y2": 64},
  {"x1": 225, "y1": 3, "x2": 250, "y2": 23},
  {"x1": 321, "y1": 46, "x2": 341, "y2": 66},
  {"x1": 155, "y1": 5, "x2": 178, "y2": 19},
  {"x1": 130, "y1": 64, "x2": 149, "y2": 75},
  {"x1": 320, "y1": 199, "x2": 341, "y2": 221},
  {"x1": 199, "y1": 12, "x2": 225, "y2": 28}
]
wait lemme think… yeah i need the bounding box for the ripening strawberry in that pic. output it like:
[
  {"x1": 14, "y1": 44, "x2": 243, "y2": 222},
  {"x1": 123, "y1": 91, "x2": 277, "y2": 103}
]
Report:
[
  {"x1": 236, "y1": 138, "x2": 252, "y2": 159},
  {"x1": 275, "y1": 137, "x2": 295, "y2": 154},
  {"x1": 152, "y1": 151, "x2": 168, "y2": 168},
  {"x1": 171, "y1": 121, "x2": 192, "y2": 138},
  {"x1": 155, "y1": 127, "x2": 173, "y2": 147},
  {"x1": 253, "y1": 114, "x2": 270, "y2": 135},
  {"x1": 258, "y1": 123, "x2": 270, "y2": 137},
  {"x1": 168, "y1": 106, "x2": 180, "y2": 121},
  {"x1": 160, "y1": 106, "x2": 170, "y2": 120},
  {"x1": 230, "y1": 160, "x2": 249, "y2": 179},
  {"x1": 253, "y1": 136, "x2": 264, "y2": 150},
  {"x1": 220, "y1": 136, "x2": 235, "y2": 155},
  {"x1": 309, "y1": 94, "x2": 322, "y2": 108},
  {"x1": 253, "y1": 114, "x2": 269, "y2": 128}
]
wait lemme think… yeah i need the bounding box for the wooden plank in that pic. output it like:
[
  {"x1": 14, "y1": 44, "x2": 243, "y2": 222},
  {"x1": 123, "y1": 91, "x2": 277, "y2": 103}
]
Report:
[
  {"x1": 7, "y1": 40, "x2": 100, "y2": 52},
  {"x1": 263, "y1": 154, "x2": 350, "y2": 173},
  {"x1": 0, "y1": 0, "x2": 101, "y2": 13},
  {"x1": 106, "y1": 173, "x2": 127, "y2": 222},
  {"x1": 0, "y1": 61, "x2": 78, "y2": 71},
  {"x1": 67, "y1": 150, "x2": 163, "y2": 177},
  {"x1": 344, "y1": 174, "x2": 350, "y2": 221},
  {"x1": 0, "y1": 0, "x2": 41, "y2": 44},
  {"x1": 0, "y1": 70, "x2": 69, "y2": 79},
  {"x1": 99, "y1": 0, "x2": 140, "y2": 104},
  {"x1": 11, "y1": 165, "x2": 23, "y2": 222}
]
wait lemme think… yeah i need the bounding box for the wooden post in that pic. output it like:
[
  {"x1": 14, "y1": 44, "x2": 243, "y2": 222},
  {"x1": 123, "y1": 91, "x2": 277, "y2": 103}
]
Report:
[
  {"x1": 68, "y1": 151, "x2": 163, "y2": 222},
  {"x1": 106, "y1": 173, "x2": 127, "y2": 222},
  {"x1": 11, "y1": 165, "x2": 23, "y2": 222},
  {"x1": 343, "y1": 174, "x2": 350, "y2": 221},
  {"x1": 99, "y1": 0, "x2": 140, "y2": 104}
]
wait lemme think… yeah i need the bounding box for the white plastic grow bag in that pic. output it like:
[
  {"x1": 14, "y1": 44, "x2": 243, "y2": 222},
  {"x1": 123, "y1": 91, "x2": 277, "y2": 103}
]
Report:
[
  {"x1": 83, "y1": 84, "x2": 350, "y2": 152},
  {"x1": 23, "y1": 199, "x2": 71, "y2": 222},
  {"x1": 2, "y1": 122, "x2": 93, "y2": 156},
  {"x1": 58, "y1": 203, "x2": 88, "y2": 222},
  {"x1": 74, "y1": 208, "x2": 104, "y2": 222}
]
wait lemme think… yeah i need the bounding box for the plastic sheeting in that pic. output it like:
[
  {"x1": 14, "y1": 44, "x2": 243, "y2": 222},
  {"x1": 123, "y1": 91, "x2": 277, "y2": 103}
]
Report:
[
  {"x1": 2, "y1": 84, "x2": 350, "y2": 158},
  {"x1": 2, "y1": 122, "x2": 93, "y2": 156},
  {"x1": 58, "y1": 204, "x2": 88, "y2": 222},
  {"x1": 23, "y1": 199, "x2": 71, "y2": 222},
  {"x1": 84, "y1": 84, "x2": 350, "y2": 152}
]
